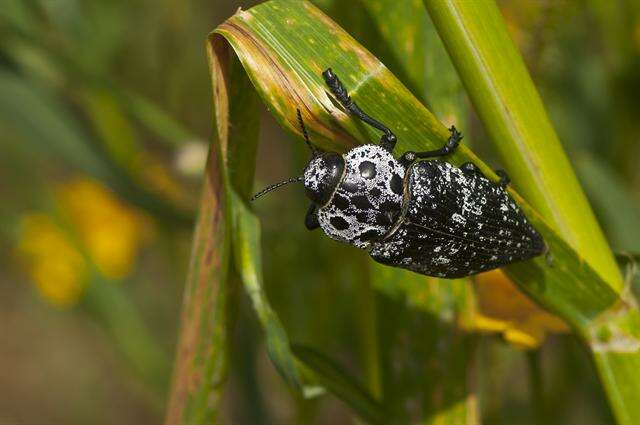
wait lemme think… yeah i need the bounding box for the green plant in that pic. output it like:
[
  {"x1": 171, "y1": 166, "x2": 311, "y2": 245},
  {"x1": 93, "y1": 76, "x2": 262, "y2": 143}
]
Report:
[{"x1": 167, "y1": 1, "x2": 640, "y2": 423}]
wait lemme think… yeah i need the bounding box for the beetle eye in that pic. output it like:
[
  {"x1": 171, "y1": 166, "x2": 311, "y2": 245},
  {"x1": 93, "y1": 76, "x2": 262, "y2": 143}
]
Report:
[{"x1": 303, "y1": 153, "x2": 344, "y2": 205}]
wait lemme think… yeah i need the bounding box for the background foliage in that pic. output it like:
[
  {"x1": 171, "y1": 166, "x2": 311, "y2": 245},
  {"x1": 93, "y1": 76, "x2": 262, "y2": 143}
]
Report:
[{"x1": 1, "y1": 0, "x2": 639, "y2": 424}]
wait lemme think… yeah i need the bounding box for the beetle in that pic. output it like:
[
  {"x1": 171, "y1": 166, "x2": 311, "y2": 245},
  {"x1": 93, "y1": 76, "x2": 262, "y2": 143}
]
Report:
[{"x1": 252, "y1": 68, "x2": 545, "y2": 278}]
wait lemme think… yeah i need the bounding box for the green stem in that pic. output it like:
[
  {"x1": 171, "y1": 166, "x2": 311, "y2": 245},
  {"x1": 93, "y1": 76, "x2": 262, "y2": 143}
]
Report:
[
  {"x1": 423, "y1": 2, "x2": 640, "y2": 423},
  {"x1": 526, "y1": 350, "x2": 547, "y2": 425},
  {"x1": 423, "y1": 0, "x2": 622, "y2": 290},
  {"x1": 356, "y1": 261, "x2": 381, "y2": 400}
]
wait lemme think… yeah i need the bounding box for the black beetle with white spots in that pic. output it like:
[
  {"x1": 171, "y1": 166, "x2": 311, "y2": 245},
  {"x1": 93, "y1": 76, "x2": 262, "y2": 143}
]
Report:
[{"x1": 251, "y1": 68, "x2": 545, "y2": 278}]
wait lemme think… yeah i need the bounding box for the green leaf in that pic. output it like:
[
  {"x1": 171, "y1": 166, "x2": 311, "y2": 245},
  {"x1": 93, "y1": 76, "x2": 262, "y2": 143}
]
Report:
[
  {"x1": 358, "y1": 0, "x2": 466, "y2": 127},
  {"x1": 575, "y1": 153, "x2": 640, "y2": 253},
  {"x1": 121, "y1": 91, "x2": 197, "y2": 148},
  {"x1": 230, "y1": 191, "x2": 303, "y2": 390},
  {"x1": 215, "y1": 46, "x2": 304, "y2": 390},
  {"x1": 78, "y1": 88, "x2": 143, "y2": 172},
  {"x1": 0, "y1": 70, "x2": 112, "y2": 179},
  {"x1": 422, "y1": 0, "x2": 622, "y2": 290},
  {"x1": 168, "y1": 39, "x2": 305, "y2": 423},
  {"x1": 293, "y1": 344, "x2": 388, "y2": 425},
  {"x1": 165, "y1": 141, "x2": 232, "y2": 424},
  {"x1": 423, "y1": 1, "x2": 639, "y2": 422}
]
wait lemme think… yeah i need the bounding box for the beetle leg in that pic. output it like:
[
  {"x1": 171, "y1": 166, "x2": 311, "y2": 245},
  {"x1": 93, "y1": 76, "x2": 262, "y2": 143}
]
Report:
[
  {"x1": 461, "y1": 162, "x2": 509, "y2": 189},
  {"x1": 460, "y1": 161, "x2": 478, "y2": 175},
  {"x1": 496, "y1": 169, "x2": 510, "y2": 189},
  {"x1": 399, "y1": 126, "x2": 463, "y2": 167},
  {"x1": 322, "y1": 68, "x2": 397, "y2": 152},
  {"x1": 305, "y1": 204, "x2": 320, "y2": 230},
  {"x1": 545, "y1": 250, "x2": 554, "y2": 267}
]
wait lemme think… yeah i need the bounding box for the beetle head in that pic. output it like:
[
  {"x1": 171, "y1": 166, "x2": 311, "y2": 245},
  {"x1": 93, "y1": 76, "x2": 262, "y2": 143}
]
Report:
[{"x1": 303, "y1": 153, "x2": 344, "y2": 205}]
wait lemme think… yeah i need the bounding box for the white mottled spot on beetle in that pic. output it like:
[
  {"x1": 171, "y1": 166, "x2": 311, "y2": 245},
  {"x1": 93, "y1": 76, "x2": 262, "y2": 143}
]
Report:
[{"x1": 451, "y1": 213, "x2": 466, "y2": 225}]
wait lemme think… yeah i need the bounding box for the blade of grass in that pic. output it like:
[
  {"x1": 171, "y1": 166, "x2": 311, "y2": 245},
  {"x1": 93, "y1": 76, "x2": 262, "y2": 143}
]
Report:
[
  {"x1": 229, "y1": 191, "x2": 303, "y2": 389},
  {"x1": 120, "y1": 91, "x2": 197, "y2": 148},
  {"x1": 293, "y1": 344, "x2": 388, "y2": 424},
  {"x1": 3, "y1": 26, "x2": 198, "y2": 150},
  {"x1": 0, "y1": 70, "x2": 112, "y2": 179},
  {"x1": 78, "y1": 88, "x2": 143, "y2": 172},
  {"x1": 358, "y1": 0, "x2": 466, "y2": 124},
  {"x1": 168, "y1": 36, "x2": 307, "y2": 423},
  {"x1": 164, "y1": 138, "x2": 231, "y2": 424},
  {"x1": 209, "y1": 37, "x2": 307, "y2": 390},
  {"x1": 423, "y1": 2, "x2": 639, "y2": 422},
  {"x1": 0, "y1": 70, "x2": 193, "y2": 226},
  {"x1": 526, "y1": 350, "x2": 548, "y2": 424},
  {"x1": 166, "y1": 38, "x2": 264, "y2": 421},
  {"x1": 423, "y1": 0, "x2": 622, "y2": 290},
  {"x1": 351, "y1": 256, "x2": 382, "y2": 399},
  {"x1": 357, "y1": 0, "x2": 430, "y2": 101},
  {"x1": 574, "y1": 153, "x2": 640, "y2": 253}
]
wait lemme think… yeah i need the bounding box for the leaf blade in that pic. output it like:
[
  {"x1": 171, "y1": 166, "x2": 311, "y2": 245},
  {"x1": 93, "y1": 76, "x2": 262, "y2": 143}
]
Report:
[
  {"x1": 423, "y1": 0, "x2": 622, "y2": 290},
  {"x1": 422, "y1": 1, "x2": 640, "y2": 422}
]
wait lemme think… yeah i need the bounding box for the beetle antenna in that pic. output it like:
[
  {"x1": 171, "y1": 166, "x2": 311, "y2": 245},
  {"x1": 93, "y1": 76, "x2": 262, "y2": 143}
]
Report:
[
  {"x1": 297, "y1": 109, "x2": 318, "y2": 155},
  {"x1": 251, "y1": 176, "x2": 304, "y2": 201}
]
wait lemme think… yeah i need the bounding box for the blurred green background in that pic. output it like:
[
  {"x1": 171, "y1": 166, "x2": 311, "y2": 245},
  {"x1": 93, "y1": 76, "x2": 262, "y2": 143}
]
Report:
[{"x1": 1, "y1": 0, "x2": 639, "y2": 424}]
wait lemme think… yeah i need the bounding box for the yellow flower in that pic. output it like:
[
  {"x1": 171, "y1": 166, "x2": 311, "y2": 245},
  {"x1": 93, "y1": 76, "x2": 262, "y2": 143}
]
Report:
[
  {"x1": 470, "y1": 270, "x2": 569, "y2": 349},
  {"x1": 57, "y1": 178, "x2": 150, "y2": 279},
  {"x1": 17, "y1": 213, "x2": 87, "y2": 307},
  {"x1": 16, "y1": 178, "x2": 151, "y2": 307}
]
